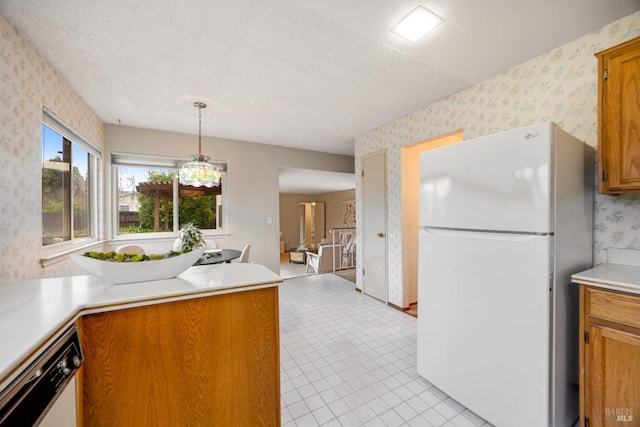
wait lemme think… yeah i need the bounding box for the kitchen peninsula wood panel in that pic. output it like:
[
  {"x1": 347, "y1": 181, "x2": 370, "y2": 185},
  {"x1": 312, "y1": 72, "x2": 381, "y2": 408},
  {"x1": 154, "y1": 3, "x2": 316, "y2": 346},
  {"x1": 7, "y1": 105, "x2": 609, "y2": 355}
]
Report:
[
  {"x1": 78, "y1": 287, "x2": 280, "y2": 426},
  {"x1": 596, "y1": 37, "x2": 640, "y2": 194},
  {"x1": 580, "y1": 286, "x2": 640, "y2": 426}
]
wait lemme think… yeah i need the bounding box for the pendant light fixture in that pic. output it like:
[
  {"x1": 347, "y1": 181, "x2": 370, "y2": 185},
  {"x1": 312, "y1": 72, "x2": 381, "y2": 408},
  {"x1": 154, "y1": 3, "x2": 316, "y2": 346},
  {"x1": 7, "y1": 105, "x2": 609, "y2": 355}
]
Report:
[{"x1": 179, "y1": 102, "x2": 221, "y2": 188}]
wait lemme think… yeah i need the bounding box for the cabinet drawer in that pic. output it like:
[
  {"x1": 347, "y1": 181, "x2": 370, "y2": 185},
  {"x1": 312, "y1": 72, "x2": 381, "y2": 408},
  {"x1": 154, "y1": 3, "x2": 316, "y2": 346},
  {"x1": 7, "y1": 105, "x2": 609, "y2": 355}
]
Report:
[{"x1": 587, "y1": 287, "x2": 640, "y2": 328}]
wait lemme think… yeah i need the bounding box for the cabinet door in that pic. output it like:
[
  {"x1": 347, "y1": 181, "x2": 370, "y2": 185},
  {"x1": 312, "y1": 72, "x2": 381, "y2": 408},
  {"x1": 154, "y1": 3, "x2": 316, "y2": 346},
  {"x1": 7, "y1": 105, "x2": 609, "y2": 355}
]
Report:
[
  {"x1": 79, "y1": 287, "x2": 280, "y2": 426},
  {"x1": 585, "y1": 324, "x2": 640, "y2": 426},
  {"x1": 597, "y1": 37, "x2": 640, "y2": 193}
]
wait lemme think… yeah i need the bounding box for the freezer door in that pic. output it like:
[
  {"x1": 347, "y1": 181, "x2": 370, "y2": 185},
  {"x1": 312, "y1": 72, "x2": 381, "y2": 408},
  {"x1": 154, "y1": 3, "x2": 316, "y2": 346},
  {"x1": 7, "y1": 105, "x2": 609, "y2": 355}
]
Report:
[
  {"x1": 419, "y1": 122, "x2": 554, "y2": 233},
  {"x1": 417, "y1": 228, "x2": 551, "y2": 427}
]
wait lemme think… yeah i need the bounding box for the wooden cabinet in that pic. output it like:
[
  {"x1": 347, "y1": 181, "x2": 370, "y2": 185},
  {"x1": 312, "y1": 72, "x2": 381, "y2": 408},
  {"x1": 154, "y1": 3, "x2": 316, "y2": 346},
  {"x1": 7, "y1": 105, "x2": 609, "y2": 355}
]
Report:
[
  {"x1": 579, "y1": 286, "x2": 640, "y2": 426},
  {"x1": 77, "y1": 287, "x2": 280, "y2": 426},
  {"x1": 596, "y1": 37, "x2": 640, "y2": 194}
]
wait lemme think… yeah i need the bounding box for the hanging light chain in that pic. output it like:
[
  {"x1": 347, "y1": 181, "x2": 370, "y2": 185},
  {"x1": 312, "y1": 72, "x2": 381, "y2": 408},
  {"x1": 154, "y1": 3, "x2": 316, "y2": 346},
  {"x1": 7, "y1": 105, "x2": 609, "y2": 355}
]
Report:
[
  {"x1": 194, "y1": 101, "x2": 207, "y2": 158},
  {"x1": 179, "y1": 101, "x2": 220, "y2": 188}
]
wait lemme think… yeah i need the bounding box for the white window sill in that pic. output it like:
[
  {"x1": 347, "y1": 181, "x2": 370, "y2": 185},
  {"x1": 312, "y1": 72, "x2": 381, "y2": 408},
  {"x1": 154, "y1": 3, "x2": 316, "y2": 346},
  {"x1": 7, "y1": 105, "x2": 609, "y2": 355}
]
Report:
[
  {"x1": 40, "y1": 239, "x2": 105, "y2": 268},
  {"x1": 110, "y1": 231, "x2": 230, "y2": 242}
]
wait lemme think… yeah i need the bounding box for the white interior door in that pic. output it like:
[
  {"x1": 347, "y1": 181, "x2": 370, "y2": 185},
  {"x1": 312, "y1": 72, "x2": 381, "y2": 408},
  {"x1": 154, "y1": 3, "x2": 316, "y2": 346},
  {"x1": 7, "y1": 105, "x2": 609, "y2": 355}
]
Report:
[{"x1": 362, "y1": 152, "x2": 387, "y2": 302}]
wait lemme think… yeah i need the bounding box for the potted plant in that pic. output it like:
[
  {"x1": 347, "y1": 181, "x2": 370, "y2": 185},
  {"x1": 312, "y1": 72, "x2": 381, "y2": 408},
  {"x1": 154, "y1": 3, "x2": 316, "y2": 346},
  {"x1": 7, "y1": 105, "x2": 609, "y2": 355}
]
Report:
[{"x1": 173, "y1": 223, "x2": 205, "y2": 252}]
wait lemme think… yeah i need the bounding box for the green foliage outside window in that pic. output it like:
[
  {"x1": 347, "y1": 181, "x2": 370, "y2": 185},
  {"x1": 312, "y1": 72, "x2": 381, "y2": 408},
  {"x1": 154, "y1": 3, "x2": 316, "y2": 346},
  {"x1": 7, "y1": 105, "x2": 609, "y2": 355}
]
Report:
[{"x1": 134, "y1": 170, "x2": 216, "y2": 232}]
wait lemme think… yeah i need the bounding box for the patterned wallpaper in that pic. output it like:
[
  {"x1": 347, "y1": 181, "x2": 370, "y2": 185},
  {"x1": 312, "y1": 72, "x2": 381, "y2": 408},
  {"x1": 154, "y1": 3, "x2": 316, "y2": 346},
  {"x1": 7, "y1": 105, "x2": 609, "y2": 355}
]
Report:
[
  {"x1": 0, "y1": 15, "x2": 104, "y2": 280},
  {"x1": 355, "y1": 12, "x2": 640, "y2": 307}
]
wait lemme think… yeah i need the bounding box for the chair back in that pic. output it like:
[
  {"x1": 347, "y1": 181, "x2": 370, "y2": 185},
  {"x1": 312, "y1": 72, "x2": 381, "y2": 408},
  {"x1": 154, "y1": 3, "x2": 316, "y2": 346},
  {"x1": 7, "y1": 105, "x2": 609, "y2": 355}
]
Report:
[
  {"x1": 238, "y1": 244, "x2": 251, "y2": 263},
  {"x1": 311, "y1": 244, "x2": 342, "y2": 273}
]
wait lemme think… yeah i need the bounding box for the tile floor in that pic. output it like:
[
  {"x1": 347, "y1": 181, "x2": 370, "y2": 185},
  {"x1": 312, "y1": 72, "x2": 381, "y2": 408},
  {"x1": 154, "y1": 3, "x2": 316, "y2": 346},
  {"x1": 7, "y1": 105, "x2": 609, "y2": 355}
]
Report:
[
  {"x1": 279, "y1": 253, "x2": 356, "y2": 283},
  {"x1": 280, "y1": 253, "x2": 315, "y2": 279},
  {"x1": 279, "y1": 273, "x2": 493, "y2": 426}
]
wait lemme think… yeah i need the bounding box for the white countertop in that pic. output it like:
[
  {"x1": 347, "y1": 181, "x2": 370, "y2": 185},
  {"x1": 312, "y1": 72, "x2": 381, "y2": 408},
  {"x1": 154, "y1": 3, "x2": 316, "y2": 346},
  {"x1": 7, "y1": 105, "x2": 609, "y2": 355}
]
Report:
[
  {"x1": 0, "y1": 263, "x2": 281, "y2": 390},
  {"x1": 572, "y1": 249, "x2": 640, "y2": 294},
  {"x1": 572, "y1": 263, "x2": 640, "y2": 295}
]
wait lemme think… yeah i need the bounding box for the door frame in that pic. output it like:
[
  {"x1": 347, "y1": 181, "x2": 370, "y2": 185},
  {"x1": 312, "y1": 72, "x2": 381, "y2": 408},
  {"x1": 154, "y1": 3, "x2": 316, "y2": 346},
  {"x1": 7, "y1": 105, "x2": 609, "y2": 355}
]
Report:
[
  {"x1": 361, "y1": 150, "x2": 388, "y2": 303},
  {"x1": 401, "y1": 130, "x2": 464, "y2": 308}
]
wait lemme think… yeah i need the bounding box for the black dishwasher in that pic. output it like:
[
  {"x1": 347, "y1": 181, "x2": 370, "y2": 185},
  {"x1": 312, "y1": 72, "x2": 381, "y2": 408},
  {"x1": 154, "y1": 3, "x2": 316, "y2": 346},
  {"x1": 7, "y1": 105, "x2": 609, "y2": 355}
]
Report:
[{"x1": 0, "y1": 325, "x2": 83, "y2": 426}]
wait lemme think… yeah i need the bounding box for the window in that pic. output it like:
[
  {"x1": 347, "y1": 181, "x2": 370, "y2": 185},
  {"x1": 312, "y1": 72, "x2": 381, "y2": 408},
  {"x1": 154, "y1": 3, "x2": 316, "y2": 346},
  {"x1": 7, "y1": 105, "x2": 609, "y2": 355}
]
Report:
[
  {"x1": 112, "y1": 154, "x2": 226, "y2": 236},
  {"x1": 42, "y1": 113, "x2": 99, "y2": 247}
]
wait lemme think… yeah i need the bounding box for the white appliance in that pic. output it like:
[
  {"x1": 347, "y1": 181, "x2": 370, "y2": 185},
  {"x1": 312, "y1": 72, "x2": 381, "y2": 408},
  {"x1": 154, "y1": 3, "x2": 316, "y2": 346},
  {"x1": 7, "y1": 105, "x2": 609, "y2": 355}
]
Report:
[{"x1": 417, "y1": 122, "x2": 593, "y2": 427}]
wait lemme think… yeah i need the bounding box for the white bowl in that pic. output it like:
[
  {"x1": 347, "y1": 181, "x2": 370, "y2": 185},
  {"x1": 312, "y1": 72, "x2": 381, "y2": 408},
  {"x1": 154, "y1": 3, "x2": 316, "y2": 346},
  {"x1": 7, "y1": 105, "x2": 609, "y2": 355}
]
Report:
[{"x1": 71, "y1": 247, "x2": 205, "y2": 285}]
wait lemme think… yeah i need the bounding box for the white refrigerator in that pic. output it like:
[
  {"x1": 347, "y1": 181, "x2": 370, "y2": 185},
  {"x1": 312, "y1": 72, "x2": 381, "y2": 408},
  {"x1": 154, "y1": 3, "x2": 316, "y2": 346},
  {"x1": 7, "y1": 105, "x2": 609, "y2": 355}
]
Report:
[{"x1": 417, "y1": 122, "x2": 593, "y2": 427}]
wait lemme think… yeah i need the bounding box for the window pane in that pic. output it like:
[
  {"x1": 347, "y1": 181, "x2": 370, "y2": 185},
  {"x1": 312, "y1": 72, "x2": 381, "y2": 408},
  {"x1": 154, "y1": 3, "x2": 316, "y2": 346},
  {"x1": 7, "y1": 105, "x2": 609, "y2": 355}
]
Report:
[
  {"x1": 42, "y1": 126, "x2": 71, "y2": 245},
  {"x1": 42, "y1": 119, "x2": 97, "y2": 248},
  {"x1": 117, "y1": 166, "x2": 175, "y2": 233},
  {"x1": 73, "y1": 144, "x2": 90, "y2": 239},
  {"x1": 177, "y1": 176, "x2": 221, "y2": 230},
  {"x1": 178, "y1": 192, "x2": 218, "y2": 230},
  {"x1": 116, "y1": 165, "x2": 223, "y2": 234}
]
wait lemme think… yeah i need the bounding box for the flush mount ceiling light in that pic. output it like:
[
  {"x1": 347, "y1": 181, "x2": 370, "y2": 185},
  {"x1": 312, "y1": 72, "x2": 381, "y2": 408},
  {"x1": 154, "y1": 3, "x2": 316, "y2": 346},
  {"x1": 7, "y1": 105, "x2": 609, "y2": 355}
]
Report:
[
  {"x1": 391, "y1": 5, "x2": 443, "y2": 42},
  {"x1": 179, "y1": 102, "x2": 221, "y2": 188}
]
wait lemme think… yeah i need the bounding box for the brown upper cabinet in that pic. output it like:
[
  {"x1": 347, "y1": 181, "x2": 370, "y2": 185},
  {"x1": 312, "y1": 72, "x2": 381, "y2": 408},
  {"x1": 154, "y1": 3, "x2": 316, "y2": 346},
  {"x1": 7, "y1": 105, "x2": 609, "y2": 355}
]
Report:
[{"x1": 596, "y1": 37, "x2": 640, "y2": 194}]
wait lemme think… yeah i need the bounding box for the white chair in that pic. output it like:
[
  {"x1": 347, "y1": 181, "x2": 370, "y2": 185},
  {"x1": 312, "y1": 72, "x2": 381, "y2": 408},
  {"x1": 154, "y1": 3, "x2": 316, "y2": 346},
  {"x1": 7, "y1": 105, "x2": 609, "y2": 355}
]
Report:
[
  {"x1": 115, "y1": 244, "x2": 145, "y2": 255},
  {"x1": 305, "y1": 244, "x2": 342, "y2": 274},
  {"x1": 237, "y1": 244, "x2": 251, "y2": 263}
]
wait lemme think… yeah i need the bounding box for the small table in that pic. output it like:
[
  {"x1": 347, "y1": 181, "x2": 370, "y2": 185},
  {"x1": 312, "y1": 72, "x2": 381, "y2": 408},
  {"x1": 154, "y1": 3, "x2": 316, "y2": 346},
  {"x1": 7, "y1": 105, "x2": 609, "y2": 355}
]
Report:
[
  {"x1": 194, "y1": 249, "x2": 242, "y2": 266},
  {"x1": 288, "y1": 248, "x2": 316, "y2": 264}
]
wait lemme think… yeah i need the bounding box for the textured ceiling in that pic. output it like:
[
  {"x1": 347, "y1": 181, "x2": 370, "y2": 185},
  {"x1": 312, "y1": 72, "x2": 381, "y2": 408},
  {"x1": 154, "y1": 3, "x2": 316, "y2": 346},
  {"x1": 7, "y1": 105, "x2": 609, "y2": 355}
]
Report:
[
  {"x1": 2, "y1": 1, "x2": 639, "y2": 194},
  {"x1": 2, "y1": 0, "x2": 638, "y2": 159}
]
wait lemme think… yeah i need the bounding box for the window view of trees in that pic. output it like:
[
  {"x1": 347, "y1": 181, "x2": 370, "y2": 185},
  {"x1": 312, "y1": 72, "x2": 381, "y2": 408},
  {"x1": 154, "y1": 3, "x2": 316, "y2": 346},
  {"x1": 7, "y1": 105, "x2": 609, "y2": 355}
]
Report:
[
  {"x1": 117, "y1": 166, "x2": 220, "y2": 234},
  {"x1": 42, "y1": 125, "x2": 90, "y2": 246}
]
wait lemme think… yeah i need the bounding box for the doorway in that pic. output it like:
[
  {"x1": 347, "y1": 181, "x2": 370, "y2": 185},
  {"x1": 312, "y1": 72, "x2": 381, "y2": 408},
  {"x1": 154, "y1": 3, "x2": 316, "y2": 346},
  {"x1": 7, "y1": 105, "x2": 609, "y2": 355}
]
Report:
[
  {"x1": 362, "y1": 151, "x2": 387, "y2": 302},
  {"x1": 401, "y1": 131, "x2": 463, "y2": 311},
  {"x1": 299, "y1": 202, "x2": 325, "y2": 248}
]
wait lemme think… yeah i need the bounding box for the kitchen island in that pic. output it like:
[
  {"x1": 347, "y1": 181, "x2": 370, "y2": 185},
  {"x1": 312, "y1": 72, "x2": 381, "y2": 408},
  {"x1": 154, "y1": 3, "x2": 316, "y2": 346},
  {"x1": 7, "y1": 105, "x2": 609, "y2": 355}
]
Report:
[{"x1": 0, "y1": 263, "x2": 282, "y2": 426}]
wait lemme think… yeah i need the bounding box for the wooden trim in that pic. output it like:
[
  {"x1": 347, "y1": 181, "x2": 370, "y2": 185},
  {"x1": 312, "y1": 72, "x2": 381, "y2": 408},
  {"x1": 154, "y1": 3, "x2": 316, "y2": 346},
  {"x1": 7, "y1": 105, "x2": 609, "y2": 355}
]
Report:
[
  {"x1": 387, "y1": 301, "x2": 410, "y2": 312},
  {"x1": 579, "y1": 285, "x2": 586, "y2": 427},
  {"x1": 75, "y1": 320, "x2": 85, "y2": 427},
  {"x1": 596, "y1": 41, "x2": 607, "y2": 194}
]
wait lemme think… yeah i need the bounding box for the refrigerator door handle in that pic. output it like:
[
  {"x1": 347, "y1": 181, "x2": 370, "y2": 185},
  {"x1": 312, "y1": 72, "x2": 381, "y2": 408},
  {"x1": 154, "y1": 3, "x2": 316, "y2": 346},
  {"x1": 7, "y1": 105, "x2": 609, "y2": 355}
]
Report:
[{"x1": 421, "y1": 226, "x2": 551, "y2": 241}]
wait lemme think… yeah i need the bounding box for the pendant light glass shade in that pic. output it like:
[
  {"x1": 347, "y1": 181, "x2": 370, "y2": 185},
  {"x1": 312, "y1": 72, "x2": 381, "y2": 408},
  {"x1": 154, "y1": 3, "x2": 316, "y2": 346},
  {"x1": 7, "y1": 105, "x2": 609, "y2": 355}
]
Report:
[
  {"x1": 179, "y1": 156, "x2": 221, "y2": 188},
  {"x1": 179, "y1": 102, "x2": 221, "y2": 188}
]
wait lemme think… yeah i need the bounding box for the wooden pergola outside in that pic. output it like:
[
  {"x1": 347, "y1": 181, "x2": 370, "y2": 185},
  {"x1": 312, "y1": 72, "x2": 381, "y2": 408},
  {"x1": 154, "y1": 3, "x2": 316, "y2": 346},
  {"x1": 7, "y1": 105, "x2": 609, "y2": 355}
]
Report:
[{"x1": 135, "y1": 181, "x2": 222, "y2": 232}]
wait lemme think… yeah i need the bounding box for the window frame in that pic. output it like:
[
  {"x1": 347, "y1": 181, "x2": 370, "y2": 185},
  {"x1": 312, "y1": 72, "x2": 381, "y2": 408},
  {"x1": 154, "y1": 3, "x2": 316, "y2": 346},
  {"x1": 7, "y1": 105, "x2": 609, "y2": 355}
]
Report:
[
  {"x1": 41, "y1": 111, "x2": 101, "y2": 259},
  {"x1": 110, "y1": 152, "x2": 228, "y2": 241}
]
